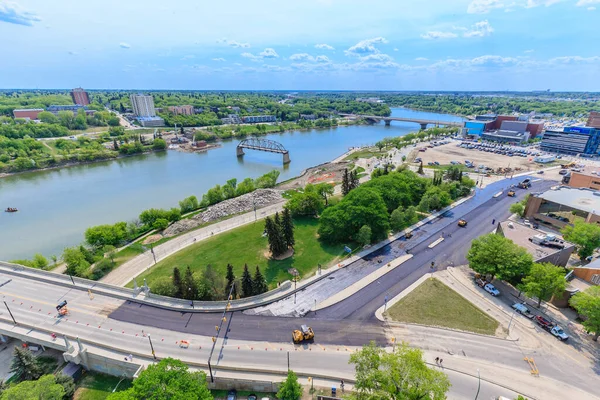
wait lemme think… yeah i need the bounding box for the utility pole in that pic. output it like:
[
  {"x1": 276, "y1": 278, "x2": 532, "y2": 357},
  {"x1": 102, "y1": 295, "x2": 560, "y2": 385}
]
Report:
[
  {"x1": 148, "y1": 334, "x2": 156, "y2": 360},
  {"x1": 475, "y1": 369, "x2": 481, "y2": 400},
  {"x1": 208, "y1": 283, "x2": 235, "y2": 382},
  {"x1": 150, "y1": 243, "x2": 157, "y2": 264},
  {"x1": 3, "y1": 301, "x2": 16, "y2": 324}
]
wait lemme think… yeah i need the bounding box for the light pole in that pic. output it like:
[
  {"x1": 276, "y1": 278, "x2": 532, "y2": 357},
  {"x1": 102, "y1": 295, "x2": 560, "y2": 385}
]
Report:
[
  {"x1": 208, "y1": 283, "x2": 235, "y2": 383},
  {"x1": 148, "y1": 334, "x2": 156, "y2": 360},
  {"x1": 507, "y1": 308, "x2": 517, "y2": 333},
  {"x1": 475, "y1": 369, "x2": 481, "y2": 400},
  {"x1": 3, "y1": 301, "x2": 16, "y2": 325},
  {"x1": 112, "y1": 374, "x2": 127, "y2": 393}
]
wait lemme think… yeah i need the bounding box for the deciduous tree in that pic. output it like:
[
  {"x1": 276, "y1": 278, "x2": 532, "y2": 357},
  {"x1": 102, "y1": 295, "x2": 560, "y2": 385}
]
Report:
[
  {"x1": 570, "y1": 286, "x2": 600, "y2": 341},
  {"x1": 1, "y1": 374, "x2": 64, "y2": 400},
  {"x1": 467, "y1": 234, "x2": 533, "y2": 280},
  {"x1": 276, "y1": 370, "x2": 303, "y2": 400},
  {"x1": 562, "y1": 221, "x2": 600, "y2": 260},
  {"x1": 357, "y1": 225, "x2": 372, "y2": 246},
  {"x1": 521, "y1": 263, "x2": 566, "y2": 307},
  {"x1": 314, "y1": 182, "x2": 334, "y2": 206}
]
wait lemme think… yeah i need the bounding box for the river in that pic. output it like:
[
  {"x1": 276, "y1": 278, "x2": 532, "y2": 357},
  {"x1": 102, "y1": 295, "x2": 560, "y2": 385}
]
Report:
[{"x1": 0, "y1": 108, "x2": 464, "y2": 260}]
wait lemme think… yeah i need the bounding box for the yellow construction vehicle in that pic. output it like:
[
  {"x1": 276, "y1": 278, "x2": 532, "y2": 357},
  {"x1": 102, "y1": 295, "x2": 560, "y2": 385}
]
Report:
[
  {"x1": 56, "y1": 300, "x2": 69, "y2": 317},
  {"x1": 507, "y1": 190, "x2": 516, "y2": 197},
  {"x1": 292, "y1": 325, "x2": 315, "y2": 344},
  {"x1": 458, "y1": 219, "x2": 468, "y2": 227}
]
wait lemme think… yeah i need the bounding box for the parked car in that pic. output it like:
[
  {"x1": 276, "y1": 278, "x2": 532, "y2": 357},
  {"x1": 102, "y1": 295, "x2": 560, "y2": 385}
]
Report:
[
  {"x1": 511, "y1": 303, "x2": 534, "y2": 319},
  {"x1": 483, "y1": 283, "x2": 500, "y2": 296},
  {"x1": 534, "y1": 316, "x2": 569, "y2": 341},
  {"x1": 415, "y1": 157, "x2": 422, "y2": 163},
  {"x1": 227, "y1": 390, "x2": 237, "y2": 400},
  {"x1": 247, "y1": 395, "x2": 258, "y2": 400}
]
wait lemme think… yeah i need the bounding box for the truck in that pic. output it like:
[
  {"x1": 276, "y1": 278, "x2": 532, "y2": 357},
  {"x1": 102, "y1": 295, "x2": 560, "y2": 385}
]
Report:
[
  {"x1": 518, "y1": 178, "x2": 531, "y2": 189},
  {"x1": 534, "y1": 315, "x2": 569, "y2": 341},
  {"x1": 292, "y1": 325, "x2": 315, "y2": 344}
]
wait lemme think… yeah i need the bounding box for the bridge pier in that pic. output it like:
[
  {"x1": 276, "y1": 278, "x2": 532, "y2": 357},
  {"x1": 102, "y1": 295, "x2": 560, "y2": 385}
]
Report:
[
  {"x1": 385, "y1": 120, "x2": 391, "y2": 126},
  {"x1": 283, "y1": 151, "x2": 291, "y2": 164},
  {"x1": 420, "y1": 123, "x2": 428, "y2": 130},
  {"x1": 236, "y1": 146, "x2": 245, "y2": 157}
]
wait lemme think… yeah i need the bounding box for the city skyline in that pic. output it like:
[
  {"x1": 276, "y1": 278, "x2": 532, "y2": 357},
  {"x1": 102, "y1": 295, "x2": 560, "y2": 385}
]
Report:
[{"x1": 1, "y1": 0, "x2": 599, "y2": 91}]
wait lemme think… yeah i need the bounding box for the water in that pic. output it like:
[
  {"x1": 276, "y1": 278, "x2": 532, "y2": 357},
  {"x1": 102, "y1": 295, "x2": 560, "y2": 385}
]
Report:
[{"x1": 0, "y1": 108, "x2": 464, "y2": 260}]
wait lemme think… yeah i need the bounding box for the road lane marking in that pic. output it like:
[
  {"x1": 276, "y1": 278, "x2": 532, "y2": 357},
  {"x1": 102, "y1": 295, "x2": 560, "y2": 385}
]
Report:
[{"x1": 0, "y1": 292, "x2": 109, "y2": 318}]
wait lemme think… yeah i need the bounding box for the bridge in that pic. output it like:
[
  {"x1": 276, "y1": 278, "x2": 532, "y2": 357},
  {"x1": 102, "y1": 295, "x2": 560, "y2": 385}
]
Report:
[
  {"x1": 237, "y1": 138, "x2": 290, "y2": 164},
  {"x1": 339, "y1": 114, "x2": 463, "y2": 130}
]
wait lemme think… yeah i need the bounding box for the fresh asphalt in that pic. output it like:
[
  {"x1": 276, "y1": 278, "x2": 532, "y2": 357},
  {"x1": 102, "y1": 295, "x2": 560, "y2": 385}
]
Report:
[{"x1": 109, "y1": 176, "x2": 558, "y2": 346}]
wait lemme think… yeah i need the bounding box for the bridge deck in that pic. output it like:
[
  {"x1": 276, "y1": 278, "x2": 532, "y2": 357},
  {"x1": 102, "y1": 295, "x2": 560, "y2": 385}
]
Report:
[{"x1": 238, "y1": 144, "x2": 288, "y2": 154}]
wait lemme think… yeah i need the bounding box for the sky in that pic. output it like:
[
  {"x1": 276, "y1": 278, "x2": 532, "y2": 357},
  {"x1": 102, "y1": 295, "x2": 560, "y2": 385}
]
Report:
[{"x1": 1, "y1": 0, "x2": 599, "y2": 91}]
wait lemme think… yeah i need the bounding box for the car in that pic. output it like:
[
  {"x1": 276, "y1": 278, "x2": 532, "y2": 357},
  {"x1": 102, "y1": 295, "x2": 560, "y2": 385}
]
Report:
[
  {"x1": 227, "y1": 390, "x2": 237, "y2": 400},
  {"x1": 537, "y1": 170, "x2": 544, "y2": 174},
  {"x1": 415, "y1": 157, "x2": 422, "y2": 163},
  {"x1": 484, "y1": 283, "x2": 500, "y2": 296},
  {"x1": 511, "y1": 303, "x2": 534, "y2": 319},
  {"x1": 404, "y1": 231, "x2": 413, "y2": 239},
  {"x1": 458, "y1": 219, "x2": 467, "y2": 227},
  {"x1": 559, "y1": 169, "x2": 568, "y2": 175},
  {"x1": 433, "y1": 161, "x2": 440, "y2": 165},
  {"x1": 247, "y1": 395, "x2": 258, "y2": 400}
]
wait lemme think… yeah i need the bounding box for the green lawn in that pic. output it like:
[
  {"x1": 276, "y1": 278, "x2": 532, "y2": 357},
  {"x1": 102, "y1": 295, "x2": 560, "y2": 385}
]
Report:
[
  {"x1": 385, "y1": 278, "x2": 499, "y2": 335},
  {"x1": 344, "y1": 149, "x2": 385, "y2": 161},
  {"x1": 128, "y1": 218, "x2": 348, "y2": 289},
  {"x1": 74, "y1": 372, "x2": 132, "y2": 400}
]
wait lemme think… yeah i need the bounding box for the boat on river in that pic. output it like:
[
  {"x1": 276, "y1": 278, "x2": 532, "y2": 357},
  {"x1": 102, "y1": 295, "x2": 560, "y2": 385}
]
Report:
[{"x1": 5, "y1": 207, "x2": 18, "y2": 213}]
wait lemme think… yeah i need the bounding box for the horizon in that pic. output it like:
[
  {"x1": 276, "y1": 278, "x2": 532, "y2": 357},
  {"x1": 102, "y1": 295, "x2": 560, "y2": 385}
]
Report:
[{"x1": 1, "y1": 0, "x2": 600, "y2": 91}]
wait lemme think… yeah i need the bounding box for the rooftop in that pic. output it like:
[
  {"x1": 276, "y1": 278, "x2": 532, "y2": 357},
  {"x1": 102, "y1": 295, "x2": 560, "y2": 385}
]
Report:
[
  {"x1": 13, "y1": 108, "x2": 44, "y2": 112},
  {"x1": 499, "y1": 220, "x2": 574, "y2": 261},
  {"x1": 537, "y1": 186, "x2": 600, "y2": 215},
  {"x1": 578, "y1": 258, "x2": 600, "y2": 270}
]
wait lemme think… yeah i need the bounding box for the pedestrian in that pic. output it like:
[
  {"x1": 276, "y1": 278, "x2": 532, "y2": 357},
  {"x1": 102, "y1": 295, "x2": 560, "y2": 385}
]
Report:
[
  {"x1": 142, "y1": 330, "x2": 146, "y2": 337},
  {"x1": 435, "y1": 357, "x2": 439, "y2": 365},
  {"x1": 128, "y1": 354, "x2": 133, "y2": 361},
  {"x1": 340, "y1": 380, "x2": 345, "y2": 392},
  {"x1": 439, "y1": 358, "x2": 443, "y2": 366},
  {"x1": 492, "y1": 219, "x2": 496, "y2": 225}
]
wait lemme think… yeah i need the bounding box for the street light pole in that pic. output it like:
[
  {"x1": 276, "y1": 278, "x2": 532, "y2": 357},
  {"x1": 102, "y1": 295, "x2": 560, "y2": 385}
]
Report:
[
  {"x1": 3, "y1": 301, "x2": 16, "y2": 324},
  {"x1": 148, "y1": 334, "x2": 156, "y2": 360},
  {"x1": 507, "y1": 308, "x2": 516, "y2": 333},
  {"x1": 208, "y1": 282, "x2": 235, "y2": 383},
  {"x1": 112, "y1": 374, "x2": 127, "y2": 393},
  {"x1": 475, "y1": 369, "x2": 481, "y2": 400}
]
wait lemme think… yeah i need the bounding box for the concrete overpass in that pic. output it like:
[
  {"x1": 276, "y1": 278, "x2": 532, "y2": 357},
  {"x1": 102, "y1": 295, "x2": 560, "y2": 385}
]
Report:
[{"x1": 339, "y1": 114, "x2": 463, "y2": 130}]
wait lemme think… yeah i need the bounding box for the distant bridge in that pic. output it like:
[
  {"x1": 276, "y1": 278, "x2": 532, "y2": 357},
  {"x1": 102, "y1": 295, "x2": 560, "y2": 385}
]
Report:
[
  {"x1": 339, "y1": 114, "x2": 463, "y2": 130},
  {"x1": 237, "y1": 138, "x2": 290, "y2": 164}
]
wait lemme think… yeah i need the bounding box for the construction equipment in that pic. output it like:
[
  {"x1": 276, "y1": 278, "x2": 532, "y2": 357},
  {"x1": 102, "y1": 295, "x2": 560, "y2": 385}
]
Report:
[
  {"x1": 507, "y1": 190, "x2": 516, "y2": 197},
  {"x1": 292, "y1": 325, "x2": 315, "y2": 344},
  {"x1": 56, "y1": 300, "x2": 69, "y2": 317},
  {"x1": 458, "y1": 219, "x2": 468, "y2": 227}
]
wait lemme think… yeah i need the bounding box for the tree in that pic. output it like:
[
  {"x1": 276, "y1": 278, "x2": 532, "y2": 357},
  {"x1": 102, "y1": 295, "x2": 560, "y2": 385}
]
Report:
[
  {"x1": 107, "y1": 358, "x2": 212, "y2": 400},
  {"x1": 225, "y1": 263, "x2": 236, "y2": 297},
  {"x1": 509, "y1": 202, "x2": 525, "y2": 217},
  {"x1": 152, "y1": 138, "x2": 167, "y2": 150},
  {"x1": 314, "y1": 182, "x2": 334, "y2": 205},
  {"x1": 109, "y1": 126, "x2": 125, "y2": 136},
  {"x1": 276, "y1": 370, "x2": 303, "y2": 400},
  {"x1": 172, "y1": 267, "x2": 183, "y2": 298},
  {"x1": 570, "y1": 286, "x2": 600, "y2": 341},
  {"x1": 9, "y1": 347, "x2": 41, "y2": 382},
  {"x1": 342, "y1": 168, "x2": 350, "y2": 196},
  {"x1": 222, "y1": 178, "x2": 237, "y2": 199},
  {"x1": 562, "y1": 221, "x2": 600, "y2": 259},
  {"x1": 113, "y1": 139, "x2": 119, "y2": 150},
  {"x1": 265, "y1": 214, "x2": 286, "y2": 257},
  {"x1": 417, "y1": 161, "x2": 424, "y2": 175},
  {"x1": 349, "y1": 341, "x2": 450, "y2": 400},
  {"x1": 202, "y1": 264, "x2": 224, "y2": 300},
  {"x1": 357, "y1": 225, "x2": 372, "y2": 246},
  {"x1": 62, "y1": 247, "x2": 90, "y2": 277},
  {"x1": 281, "y1": 207, "x2": 295, "y2": 249},
  {"x1": 350, "y1": 169, "x2": 360, "y2": 191},
  {"x1": 0, "y1": 374, "x2": 64, "y2": 400},
  {"x1": 390, "y1": 206, "x2": 418, "y2": 232},
  {"x1": 236, "y1": 178, "x2": 255, "y2": 196},
  {"x1": 241, "y1": 264, "x2": 254, "y2": 297},
  {"x1": 285, "y1": 187, "x2": 324, "y2": 217},
  {"x1": 38, "y1": 111, "x2": 58, "y2": 124},
  {"x1": 467, "y1": 234, "x2": 533, "y2": 281},
  {"x1": 521, "y1": 263, "x2": 566, "y2": 307},
  {"x1": 31, "y1": 253, "x2": 49, "y2": 270},
  {"x1": 179, "y1": 195, "x2": 199, "y2": 213},
  {"x1": 85, "y1": 222, "x2": 128, "y2": 248},
  {"x1": 253, "y1": 266, "x2": 268, "y2": 295},
  {"x1": 153, "y1": 218, "x2": 169, "y2": 231},
  {"x1": 55, "y1": 374, "x2": 75, "y2": 399},
  {"x1": 183, "y1": 266, "x2": 199, "y2": 300}
]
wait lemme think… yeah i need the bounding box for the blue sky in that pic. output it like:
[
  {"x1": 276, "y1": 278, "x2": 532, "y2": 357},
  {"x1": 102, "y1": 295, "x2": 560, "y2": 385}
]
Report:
[{"x1": 1, "y1": 0, "x2": 599, "y2": 91}]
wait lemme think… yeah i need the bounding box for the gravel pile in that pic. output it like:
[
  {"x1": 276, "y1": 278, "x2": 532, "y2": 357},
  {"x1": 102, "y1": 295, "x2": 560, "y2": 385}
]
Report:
[{"x1": 163, "y1": 189, "x2": 283, "y2": 237}]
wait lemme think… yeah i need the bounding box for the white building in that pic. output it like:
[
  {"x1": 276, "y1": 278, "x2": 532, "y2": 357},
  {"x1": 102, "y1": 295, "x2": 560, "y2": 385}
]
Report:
[{"x1": 130, "y1": 94, "x2": 156, "y2": 117}]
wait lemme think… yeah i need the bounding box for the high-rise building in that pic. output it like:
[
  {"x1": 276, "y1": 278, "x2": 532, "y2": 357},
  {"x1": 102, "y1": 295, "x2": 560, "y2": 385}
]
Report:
[
  {"x1": 130, "y1": 94, "x2": 156, "y2": 117},
  {"x1": 71, "y1": 87, "x2": 90, "y2": 105}
]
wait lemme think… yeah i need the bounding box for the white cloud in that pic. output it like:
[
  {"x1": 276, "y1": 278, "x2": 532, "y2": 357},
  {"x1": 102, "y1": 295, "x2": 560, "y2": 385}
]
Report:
[
  {"x1": 360, "y1": 53, "x2": 394, "y2": 62},
  {"x1": 119, "y1": 42, "x2": 131, "y2": 49},
  {"x1": 588, "y1": 6, "x2": 597, "y2": 9},
  {"x1": 241, "y1": 52, "x2": 262, "y2": 62},
  {"x1": 393, "y1": 48, "x2": 399, "y2": 51},
  {"x1": 468, "y1": 0, "x2": 569, "y2": 13},
  {"x1": 315, "y1": 55, "x2": 331, "y2": 63},
  {"x1": 421, "y1": 31, "x2": 458, "y2": 39},
  {"x1": 259, "y1": 48, "x2": 279, "y2": 58},
  {"x1": 526, "y1": 0, "x2": 562, "y2": 8},
  {"x1": 415, "y1": 57, "x2": 428, "y2": 61},
  {"x1": 315, "y1": 43, "x2": 334, "y2": 50},
  {"x1": 467, "y1": 0, "x2": 506, "y2": 13},
  {"x1": 181, "y1": 55, "x2": 195, "y2": 60},
  {"x1": 548, "y1": 55, "x2": 600, "y2": 64},
  {"x1": 524, "y1": 49, "x2": 535, "y2": 53},
  {"x1": 345, "y1": 37, "x2": 388, "y2": 56},
  {"x1": 463, "y1": 20, "x2": 494, "y2": 37},
  {"x1": 577, "y1": 0, "x2": 600, "y2": 5},
  {"x1": 217, "y1": 38, "x2": 250, "y2": 48},
  {"x1": 290, "y1": 53, "x2": 314, "y2": 61},
  {"x1": 0, "y1": 1, "x2": 41, "y2": 26},
  {"x1": 212, "y1": 58, "x2": 226, "y2": 62}
]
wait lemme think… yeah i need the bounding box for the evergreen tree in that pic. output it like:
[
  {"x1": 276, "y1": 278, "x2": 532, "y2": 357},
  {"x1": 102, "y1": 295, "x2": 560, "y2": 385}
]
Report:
[
  {"x1": 10, "y1": 347, "x2": 41, "y2": 381},
  {"x1": 113, "y1": 139, "x2": 119, "y2": 150},
  {"x1": 253, "y1": 266, "x2": 268, "y2": 295},
  {"x1": 418, "y1": 161, "x2": 424, "y2": 175},
  {"x1": 225, "y1": 263, "x2": 237, "y2": 297},
  {"x1": 350, "y1": 170, "x2": 360, "y2": 190},
  {"x1": 342, "y1": 168, "x2": 350, "y2": 196},
  {"x1": 119, "y1": 102, "x2": 125, "y2": 112},
  {"x1": 265, "y1": 216, "x2": 278, "y2": 256},
  {"x1": 180, "y1": 126, "x2": 184, "y2": 135},
  {"x1": 172, "y1": 267, "x2": 183, "y2": 298},
  {"x1": 281, "y1": 208, "x2": 295, "y2": 249},
  {"x1": 272, "y1": 212, "x2": 287, "y2": 256},
  {"x1": 182, "y1": 266, "x2": 198, "y2": 300},
  {"x1": 241, "y1": 264, "x2": 254, "y2": 297}
]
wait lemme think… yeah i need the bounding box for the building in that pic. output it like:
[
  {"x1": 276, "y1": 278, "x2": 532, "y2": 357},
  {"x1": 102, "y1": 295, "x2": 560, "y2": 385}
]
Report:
[
  {"x1": 47, "y1": 105, "x2": 95, "y2": 116},
  {"x1": 567, "y1": 171, "x2": 600, "y2": 190},
  {"x1": 71, "y1": 88, "x2": 90, "y2": 106},
  {"x1": 481, "y1": 129, "x2": 530, "y2": 144},
  {"x1": 524, "y1": 186, "x2": 600, "y2": 229},
  {"x1": 540, "y1": 127, "x2": 600, "y2": 155},
  {"x1": 130, "y1": 94, "x2": 156, "y2": 117},
  {"x1": 464, "y1": 115, "x2": 544, "y2": 140},
  {"x1": 571, "y1": 259, "x2": 600, "y2": 285},
  {"x1": 242, "y1": 115, "x2": 276, "y2": 123},
  {"x1": 167, "y1": 105, "x2": 194, "y2": 116},
  {"x1": 300, "y1": 114, "x2": 316, "y2": 120},
  {"x1": 356, "y1": 97, "x2": 384, "y2": 103},
  {"x1": 534, "y1": 155, "x2": 556, "y2": 163},
  {"x1": 221, "y1": 114, "x2": 242, "y2": 124},
  {"x1": 587, "y1": 111, "x2": 600, "y2": 129},
  {"x1": 497, "y1": 221, "x2": 575, "y2": 267},
  {"x1": 136, "y1": 116, "x2": 165, "y2": 127},
  {"x1": 13, "y1": 108, "x2": 43, "y2": 120}
]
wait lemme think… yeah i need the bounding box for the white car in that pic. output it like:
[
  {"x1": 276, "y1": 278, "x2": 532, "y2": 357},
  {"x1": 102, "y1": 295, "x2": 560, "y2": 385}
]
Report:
[
  {"x1": 483, "y1": 283, "x2": 500, "y2": 296},
  {"x1": 512, "y1": 302, "x2": 534, "y2": 319}
]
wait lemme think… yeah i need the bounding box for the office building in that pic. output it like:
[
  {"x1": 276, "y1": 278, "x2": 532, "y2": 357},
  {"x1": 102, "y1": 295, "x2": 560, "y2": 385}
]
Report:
[
  {"x1": 71, "y1": 88, "x2": 90, "y2": 106},
  {"x1": 13, "y1": 109, "x2": 43, "y2": 120},
  {"x1": 481, "y1": 129, "x2": 530, "y2": 144},
  {"x1": 130, "y1": 94, "x2": 156, "y2": 117},
  {"x1": 540, "y1": 127, "x2": 600, "y2": 155},
  {"x1": 47, "y1": 105, "x2": 95, "y2": 116},
  {"x1": 587, "y1": 111, "x2": 600, "y2": 129},
  {"x1": 524, "y1": 186, "x2": 600, "y2": 229},
  {"x1": 137, "y1": 116, "x2": 165, "y2": 127},
  {"x1": 242, "y1": 115, "x2": 277, "y2": 123},
  {"x1": 167, "y1": 105, "x2": 194, "y2": 115},
  {"x1": 567, "y1": 170, "x2": 600, "y2": 190},
  {"x1": 221, "y1": 114, "x2": 242, "y2": 124}
]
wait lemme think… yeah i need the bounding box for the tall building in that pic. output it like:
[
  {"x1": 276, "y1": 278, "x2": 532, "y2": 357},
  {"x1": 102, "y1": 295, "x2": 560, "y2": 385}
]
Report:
[
  {"x1": 587, "y1": 111, "x2": 600, "y2": 129},
  {"x1": 71, "y1": 87, "x2": 90, "y2": 106},
  {"x1": 130, "y1": 94, "x2": 156, "y2": 117},
  {"x1": 167, "y1": 105, "x2": 194, "y2": 115},
  {"x1": 540, "y1": 127, "x2": 600, "y2": 155}
]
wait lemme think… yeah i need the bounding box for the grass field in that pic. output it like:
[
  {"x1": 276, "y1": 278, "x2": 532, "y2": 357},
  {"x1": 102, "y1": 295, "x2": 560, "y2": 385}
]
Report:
[
  {"x1": 129, "y1": 217, "x2": 349, "y2": 289},
  {"x1": 74, "y1": 372, "x2": 132, "y2": 400},
  {"x1": 344, "y1": 149, "x2": 385, "y2": 161},
  {"x1": 385, "y1": 278, "x2": 499, "y2": 335}
]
